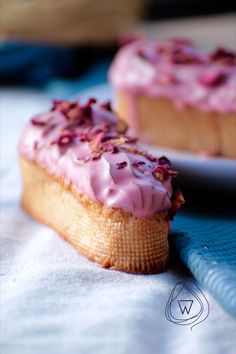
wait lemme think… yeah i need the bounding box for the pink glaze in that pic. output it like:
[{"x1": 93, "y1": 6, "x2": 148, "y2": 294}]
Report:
[
  {"x1": 109, "y1": 39, "x2": 236, "y2": 113},
  {"x1": 19, "y1": 100, "x2": 178, "y2": 218}
]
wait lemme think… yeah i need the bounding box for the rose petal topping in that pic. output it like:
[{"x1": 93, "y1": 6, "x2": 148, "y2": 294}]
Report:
[
  {"x1": 116, "y1": 161, "x2": 127, "y2": 169},
  {"x1": 152, "y1": 165, "x2": 178, "y2": 181},
  {"x1": 171, "y1": 48, "x2": 203, "y2": 64},
  {"x1": 210, "y1": 48, "x2": 236, "y2": 65},
  {"x1": 152, "y1": 166, "x2": 170, "y2": 181},
  {"x1": 199, "y1": 71, "x2": 228, "y2": 87},
  {"x1": 87, "y1": 98, "x2": 97, "y2": 104},
  {"x1": 51, "y1": 132, "x2": 75, "y2": 146},
  {"x1": 132, "y1": 160, "x2": 146, "y2": 168},
  {"x1": 169, "y1": 189, "x2": 185, "y2": 219},
  {"x1": 31, "y1": 118, "x2": 47, "y2": 127},
  {"x1": 158, "y1": 156, "x2": 172, "y2": 168}
]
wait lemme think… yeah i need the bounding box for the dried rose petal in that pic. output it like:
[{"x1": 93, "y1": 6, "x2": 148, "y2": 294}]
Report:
[
  {"x1": 88, "y1": 130, "x2": 125, "y2": 156},
  {"x1": 51, "y1": 132, "x2": 75, "y2": 146},
  {"x1": 158, "y1": 156, "x2": 172, "y2": 168},
  {"x1": 210, "y1": 48, "x2": 236, "y2": 65},
  {"x1": 169, "y1": 189, "x2": 185, "y2": 219},
  {"x1": 125, "y1": 136, "x2": 137, "y2": 144},
  {"x1": 105, "y1": 144, "x2": 118, "y2": 154},
  {"x1": 31, "y1": 118, "x2": 47, "y2": 127},
  {"x1": 131, "y1": 160, "x2": 148, "y2": 175},
  {"x1": 80, "y1": 105, "x2": 92, "y2": 119},
  {"x1": 51, "y1": 99, "x2": 97, "y2": 124},
  {"x1": 53, "y1": 101, "x2": 77, "y2": 115},
  {"x1": 199, "y1": 71, "x2": 227, "y2": 87},
  {"x1": 152, "y1": 166, "x2": 170, "y2": 181},
  {"x1": 132, "y1": 160, "x2": 145, "y2": 168},
  {"x1": 67, "y1": 107, "x2": 84, "y2": 123},
  {"x1": 152, "y1": 164, "x2": 178, "y2": 181},
  {"x1": 116, "y1": 161, "x2": 127, "y2": 169},
  {"x1": 171, "y1": 49, "x2": 201, "y2": 64},
  {"x1": 143, "y1": 152, "x2": 156, "y2": 162},
  {"x1": 91, "y1": 153, "x2": 101, "y2": 160},
  {"x1": 78, "y1": 131, "x2": 90, "y2": 142},
  {"x1": 87, "y1": 98, "x2": 97, "y2": 105}
]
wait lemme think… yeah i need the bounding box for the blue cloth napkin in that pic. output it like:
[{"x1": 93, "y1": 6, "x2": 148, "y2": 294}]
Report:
[
  {"x1": 171, "y1": 212, "x2": 236, "y2": 319},
  {"x1": 0, "y1": 42, "x2": 112, "y2": 86}
]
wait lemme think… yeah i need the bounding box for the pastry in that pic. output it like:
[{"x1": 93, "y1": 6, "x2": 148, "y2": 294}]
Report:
[
  {"x1": 19, "y1": 99, "x2": 184, "y2": 274},
  {"x1": 109, "y1": 39, "x2": 236, "y2": 158}
]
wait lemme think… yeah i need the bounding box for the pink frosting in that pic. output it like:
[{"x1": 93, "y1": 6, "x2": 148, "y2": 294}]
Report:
[
  {"x1": 19, "y1": 100, "x2": 177, "y2": 218},
  {"x1": 109, "y1": 39, "x2": 236, "y2": 113}
]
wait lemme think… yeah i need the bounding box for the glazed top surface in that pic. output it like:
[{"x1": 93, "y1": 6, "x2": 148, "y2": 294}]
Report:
[
  {"x1": 19, "y1": 99, "x2": 182, "y2": 218},
  {"x1": 109, "y1": 39, "x2": 236, "y2": 113}
]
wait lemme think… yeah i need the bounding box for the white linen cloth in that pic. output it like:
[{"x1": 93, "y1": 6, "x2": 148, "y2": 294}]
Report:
[{"x1": 1, "y1": 89, "x2": 236, "y2": 354}]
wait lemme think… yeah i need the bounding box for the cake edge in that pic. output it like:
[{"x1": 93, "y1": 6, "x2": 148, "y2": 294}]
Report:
[{"x1": 20, "y1": 157, "x2": 170, "y2": 274}]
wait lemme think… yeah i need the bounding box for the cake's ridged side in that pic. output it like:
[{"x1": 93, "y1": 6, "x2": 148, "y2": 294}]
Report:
[
  {"x1": 116, "y1": 90, "x2": 236, "y2": 159},
  {"x1": 20, "y1": 157, "x2": 169, "y2": 274}
]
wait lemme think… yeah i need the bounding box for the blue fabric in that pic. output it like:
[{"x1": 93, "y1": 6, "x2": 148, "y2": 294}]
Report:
[
  {"x1": 0, "y1": 42, "x2": 112, "y2": 86},
  {"x1": 0, "y1": 43, "x2": 80, "y2": 85},
  {"x1": 171, "y1": 213, "x2": 236, "y2": 319},
  {"x1": 44, "y1": 60, "x2": 110, "y2": 98}
]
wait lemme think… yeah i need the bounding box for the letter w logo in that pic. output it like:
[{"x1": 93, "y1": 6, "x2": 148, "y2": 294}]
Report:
[{"x1": 178, "y1": 300, "x2": 193, "y2": 315}]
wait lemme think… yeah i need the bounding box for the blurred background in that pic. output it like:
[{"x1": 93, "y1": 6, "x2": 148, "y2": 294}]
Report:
[{"x1": 0, "y1": 0, "x2": 235, "y2": 92}]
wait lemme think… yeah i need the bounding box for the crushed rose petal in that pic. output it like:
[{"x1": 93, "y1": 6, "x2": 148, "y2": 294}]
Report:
[
  {"x1": 152, "y1": 165, "x2": 178, "y2": 181},
  {"x1": 116, "y1": 161, "x2": 127, "y2": 169},
  {"x1": 199, "y1": 71, "x2": 228, "y2": 87},
  {"x1": 87, "y1": 98, "x2": 97, "y2": 104},
  {"x1": 132, "y1": 160, "x2": 146, "y2": 168},
  {"x1": 31, "y1": 118, "x2": 47, "y2": 127},
  {"x1": 171, "y1": 48, "x2": 203, "y2": 64},
  {"x1": 169, "y1": 189, "x2": 185, "y2": 219},
  {"x1": 51, "y1": 99, "x2": 96, "y2": 123},
  {"x1": 131, "y1": 160, "x2": 148, "y2": 175},
  {"x1": 210, "y1": 48, "x2": 236, "y2": 65},
  {"x1": 51, "y1": 132, "x2": 75, "y2": 146},
  {"x1": 158, "y1": 156, "x2": 172, "y2": 167},
  {"x1": 152, "y1": 166, "x2": 170, "y2": 181}
]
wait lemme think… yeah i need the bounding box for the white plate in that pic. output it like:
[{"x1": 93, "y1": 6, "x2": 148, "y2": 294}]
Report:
[{"x1": 76, "y1": 84, "x2": 236, "y2": 189}]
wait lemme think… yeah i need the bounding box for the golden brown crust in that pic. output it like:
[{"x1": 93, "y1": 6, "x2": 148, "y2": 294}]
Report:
[
  {"x1": 20, "y1": 157, "x2": 169, "y2": 274},
  {"x1": 116, "y1": 90, "x2": 236, "y2": 159}
]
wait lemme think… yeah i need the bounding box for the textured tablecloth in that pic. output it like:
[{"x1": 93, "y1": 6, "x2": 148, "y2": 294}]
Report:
[{"x1": 1, "y1": 89, "x2": 236, "y2": 354}]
